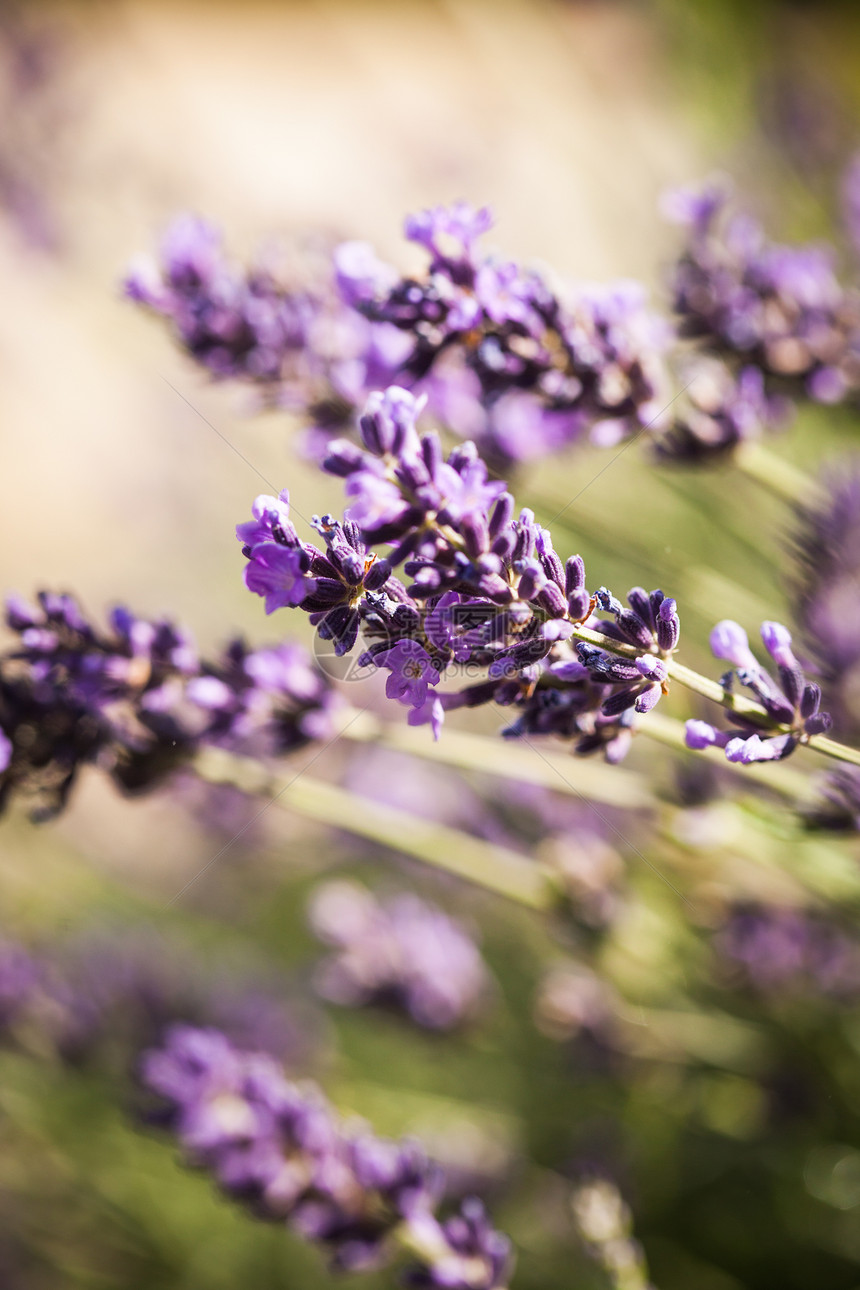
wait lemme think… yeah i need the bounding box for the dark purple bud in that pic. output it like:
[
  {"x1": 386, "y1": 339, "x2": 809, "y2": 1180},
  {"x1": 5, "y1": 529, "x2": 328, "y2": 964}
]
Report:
[
  {"x1": 778, "y1": 665, "x2": 805, "y2": 710},
  {"x1": 656, "y1": 598, "x2": 680, "y2": 652},
  {"x1": 617, "y1": 610, "x2": 654, "y2": 650},
  {"x1": 488, "y1": 493, "x2": 514, "y2": 539},
  {"x1": 447, "y1": 441, "x2": 478, "y2": 471},
  {"x1": 565, "y1": 555, "x2": 586, "y2": 597},
  {"x1": 515, "y1": 561, "x2": 546, "y2": 602},
  {"x1": 601, "y1": 688, "x2": 639, "y2": 716},
  {"x1": 339, "y1": 552, "x2": 366, "y2": 586},
  {"x1": 805, "y1": 711, "x2": 833, "y2": 735},
  {"x1": 491, "y1": 532, "x2": 516, "y2": 559},
  {"x1": 421, "y1": 431, "x2": 443, "y2": 478},
  {"x1": 649, "y1": 589, "x2": 665, "y2": 623},
  {"x1": 626, "y1": 587, "x2": 653, "y2": 628},
  {"x1": 538, "y1": 547, "x2": 565, "y2": 589},
  {"x1": 461, "y1": 514, "x2": 489, "y2": 559},
  {"x1": 363, "y1": 558, "x2": 392, "y2": 591},
  {"x1": 567, "y1": 588, "x2": 591, "y2": 620},
  {"x1": 800, "y1": 682, "x2": 822, "y2": 719},
  {"x1": 535, "y1": 583, "x2": 568, "y2": 618},
  {"x1": 323, "y1": 440, "x2": 366, "y2": 477},
  {"x1": 634, "y1": 683, "x2": 662, "y2": 713}
]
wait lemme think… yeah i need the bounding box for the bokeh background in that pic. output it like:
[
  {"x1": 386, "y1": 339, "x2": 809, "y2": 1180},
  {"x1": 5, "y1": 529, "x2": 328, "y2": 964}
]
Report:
[{"x1": 4, "y1": 2, "x2": 860, "y2": 1288}]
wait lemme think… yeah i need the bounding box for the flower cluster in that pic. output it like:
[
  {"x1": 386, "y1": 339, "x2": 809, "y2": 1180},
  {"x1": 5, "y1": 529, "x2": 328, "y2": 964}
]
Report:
[
  {"x1": 239, "y1": 386, "x2": 681, "y2": 759},
  {"x1": 715, "y1": 902, "x2": 860, "y2": 998},
  {"x1": 657, "y1": 356, "x2": 790, "y2": 461},
  {"x1": 124, "y1": 213, "x2": 410, "y2": 425},
  {"x1": 336, "y1": 203, "x2": 670, "y2": 464},
  {"x1": 307, "y1": 881, "x2": 491, "y2": 1031},
  {"x1": 788, "y1": 461, "x2": 860, "y2": 741},
  {"x1": 0, "y1": 590, "x2": 338, "y2": 818},
  {"x1": 665, "y1": 182, "x2": 860, "y2": 406},
  {"x1": 0, "y1": 926, "x2": 312, "y2": 1065},
  {"x1": 686, "y1": 619, "x2": 832, "y2": 764},
  {"x1": 141, "y1": 1024, "x2": 512, "y2": 1286}
]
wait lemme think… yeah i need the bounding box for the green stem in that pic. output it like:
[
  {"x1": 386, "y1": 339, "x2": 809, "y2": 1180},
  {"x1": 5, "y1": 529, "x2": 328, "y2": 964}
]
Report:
[
  {"x1": 566, "y1": 625, "x2": 860, "y2": 768},
  {"x1": 338, "y1": 711, "x2": 653, "y2": 809},
  {"x1": 733, "y1": 440, "x2": 820, "y2": 506},
  {"x1": 192, "y1": 746, "x2": 557, "y2": 911}
]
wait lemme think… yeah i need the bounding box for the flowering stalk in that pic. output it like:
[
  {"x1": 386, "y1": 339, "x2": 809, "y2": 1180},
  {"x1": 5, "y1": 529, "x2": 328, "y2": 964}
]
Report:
[
  {"x1": 236, "y1": 386, "x2": 860, "y2": 772},
  {"x1": 141, "y1": 1024, "x2": 513, "y2": 1288}
]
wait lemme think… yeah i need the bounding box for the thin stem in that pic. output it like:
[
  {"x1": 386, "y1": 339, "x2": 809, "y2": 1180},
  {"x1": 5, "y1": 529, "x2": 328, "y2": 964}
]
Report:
[
  {"x1": 566, "y1": 624, "x2": 860, "y2": 768},
  {"x1": 734, "y1": 440, "x2": 820, "y2": 506},
  {"x1": 192, "y1": 746, "x2": 557, "y2": 911},
  {"x1": 338, "y1": 710, "x2": 653, "y2": 809}
]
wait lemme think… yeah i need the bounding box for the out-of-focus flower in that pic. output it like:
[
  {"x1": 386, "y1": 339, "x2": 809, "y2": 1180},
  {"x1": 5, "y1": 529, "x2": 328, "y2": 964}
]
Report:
[
  {"x1": 308, "y1": 881, "x2": 491, "y2": 1031},
  {"x1": 141, "y1": 1024, "x2": 512, "y2": 1286}
]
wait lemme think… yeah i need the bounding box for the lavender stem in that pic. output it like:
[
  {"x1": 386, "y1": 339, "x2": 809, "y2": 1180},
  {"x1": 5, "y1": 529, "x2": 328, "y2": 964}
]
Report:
[{"x1": 192, "y1": 746, "x2": 557, "y2": 910}]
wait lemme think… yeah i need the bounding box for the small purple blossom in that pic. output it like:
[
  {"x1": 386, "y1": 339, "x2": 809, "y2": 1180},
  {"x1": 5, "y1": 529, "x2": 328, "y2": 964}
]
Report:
[
  {"x1": 376, "y1": 640, "x2": 441, "y2": 708},
  {"x1": 687, "y1": 617, "x2": 832, "y2": 764},
  {"x1": 308, "y1": 881, "x2": 491, "y2": 1030}
]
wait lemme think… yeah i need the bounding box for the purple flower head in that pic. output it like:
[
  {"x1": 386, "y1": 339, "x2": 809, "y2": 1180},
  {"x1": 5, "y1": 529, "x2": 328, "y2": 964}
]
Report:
[
  {"x1": 359, "y1": 386, "x2": 424, "y2": 458},
  {"x1": 236, "y1": 489, "x2": 296, "y2": 551},
  {"x1": 243, "y1": 544, "x2": 317, "y2": 614},
  {"x1": 376, "y1": 640, "x2": 441, "y2": 708},
  {"x1": 309, "y1": 882, "x2": 490, "y2": 1030},
  {"x1": 0, "y1": 590, "x2": 338, "y2": 817},
  {"x1": 693, "y1": 616, "x2": 832, "y2": 766},
  {"x1": 404, "y1": 202, "x2": 494, "y2": 271},
  {"x1": 141, "y1": 1024, "x2": 510, "y2": 1279}
]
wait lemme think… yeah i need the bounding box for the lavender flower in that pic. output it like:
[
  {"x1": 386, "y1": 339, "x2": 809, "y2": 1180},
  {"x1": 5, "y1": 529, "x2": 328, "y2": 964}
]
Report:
[
  {"x1": 788, "y1": 460, "x2": 860, "y2": 741},
  {"x1": 665, "y1": 181, "x2": 860, "y2": 407},
  {"x1": 715, "y1": 902, "x2": 860, "y2": 998},
  {"x1": 125, "y1": 215, "x2": 410, "y2": 426},
  {"x1": 241, "y1": 386, "x2": 682, "y2": 762},
  {"x1": 141, "y1": 1024, "x2": 512, "y2": 1286},
  {"x1": 307, "y1": 881, "x2": 491, "y2": 1030},
  {"x1": 0, "y1": 926, "x2": 315, "y2": 1067},
  {"x1": 804, "y1": 767, "x2": 860, "y2": 833},
  {"x1": 0, "y1": 590, "x2": 339, "y2": 818},
  {"x1": 685, "y1": 618, "x2": 831, "y2": 763},
  {"x1": 658, "y1": 357, "x2": 791, "y2": 461},
  {"x1": 336, "y1": 204, "x2": 670, "y2": 465}
]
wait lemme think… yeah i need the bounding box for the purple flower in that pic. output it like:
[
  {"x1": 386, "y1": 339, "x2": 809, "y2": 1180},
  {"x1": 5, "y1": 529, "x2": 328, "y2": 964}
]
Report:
[
  {"x1": 709, "y1": 620, "x2": 759, "y2": 671},
  {"x1": 376, "y1": 641, "x2": 441, "y2": 708},
  {"x1": 243, "y1": 544, "x2": 317, "y2": 613},
  {"x1": 404, "y1": 202, "x2": 494, "y2": 269},
  {"x1": 236, "y1": 489, "x2": 296, "y2": 550},
  {"x1": 308, "y1": 882, "x2": 490, "y2": 1030},
  {"x1": 140, "y1": 1024, "x2": 510, "y2": 1283},
  {"x1": 690, "y1": 616, "x2": 832, "y2": 765}
]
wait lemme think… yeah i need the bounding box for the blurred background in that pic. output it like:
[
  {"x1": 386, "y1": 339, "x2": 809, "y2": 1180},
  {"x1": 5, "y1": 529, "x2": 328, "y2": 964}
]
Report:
[{"x1": 4, "y1": 1, "x2": 860, "y2": 1288}]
